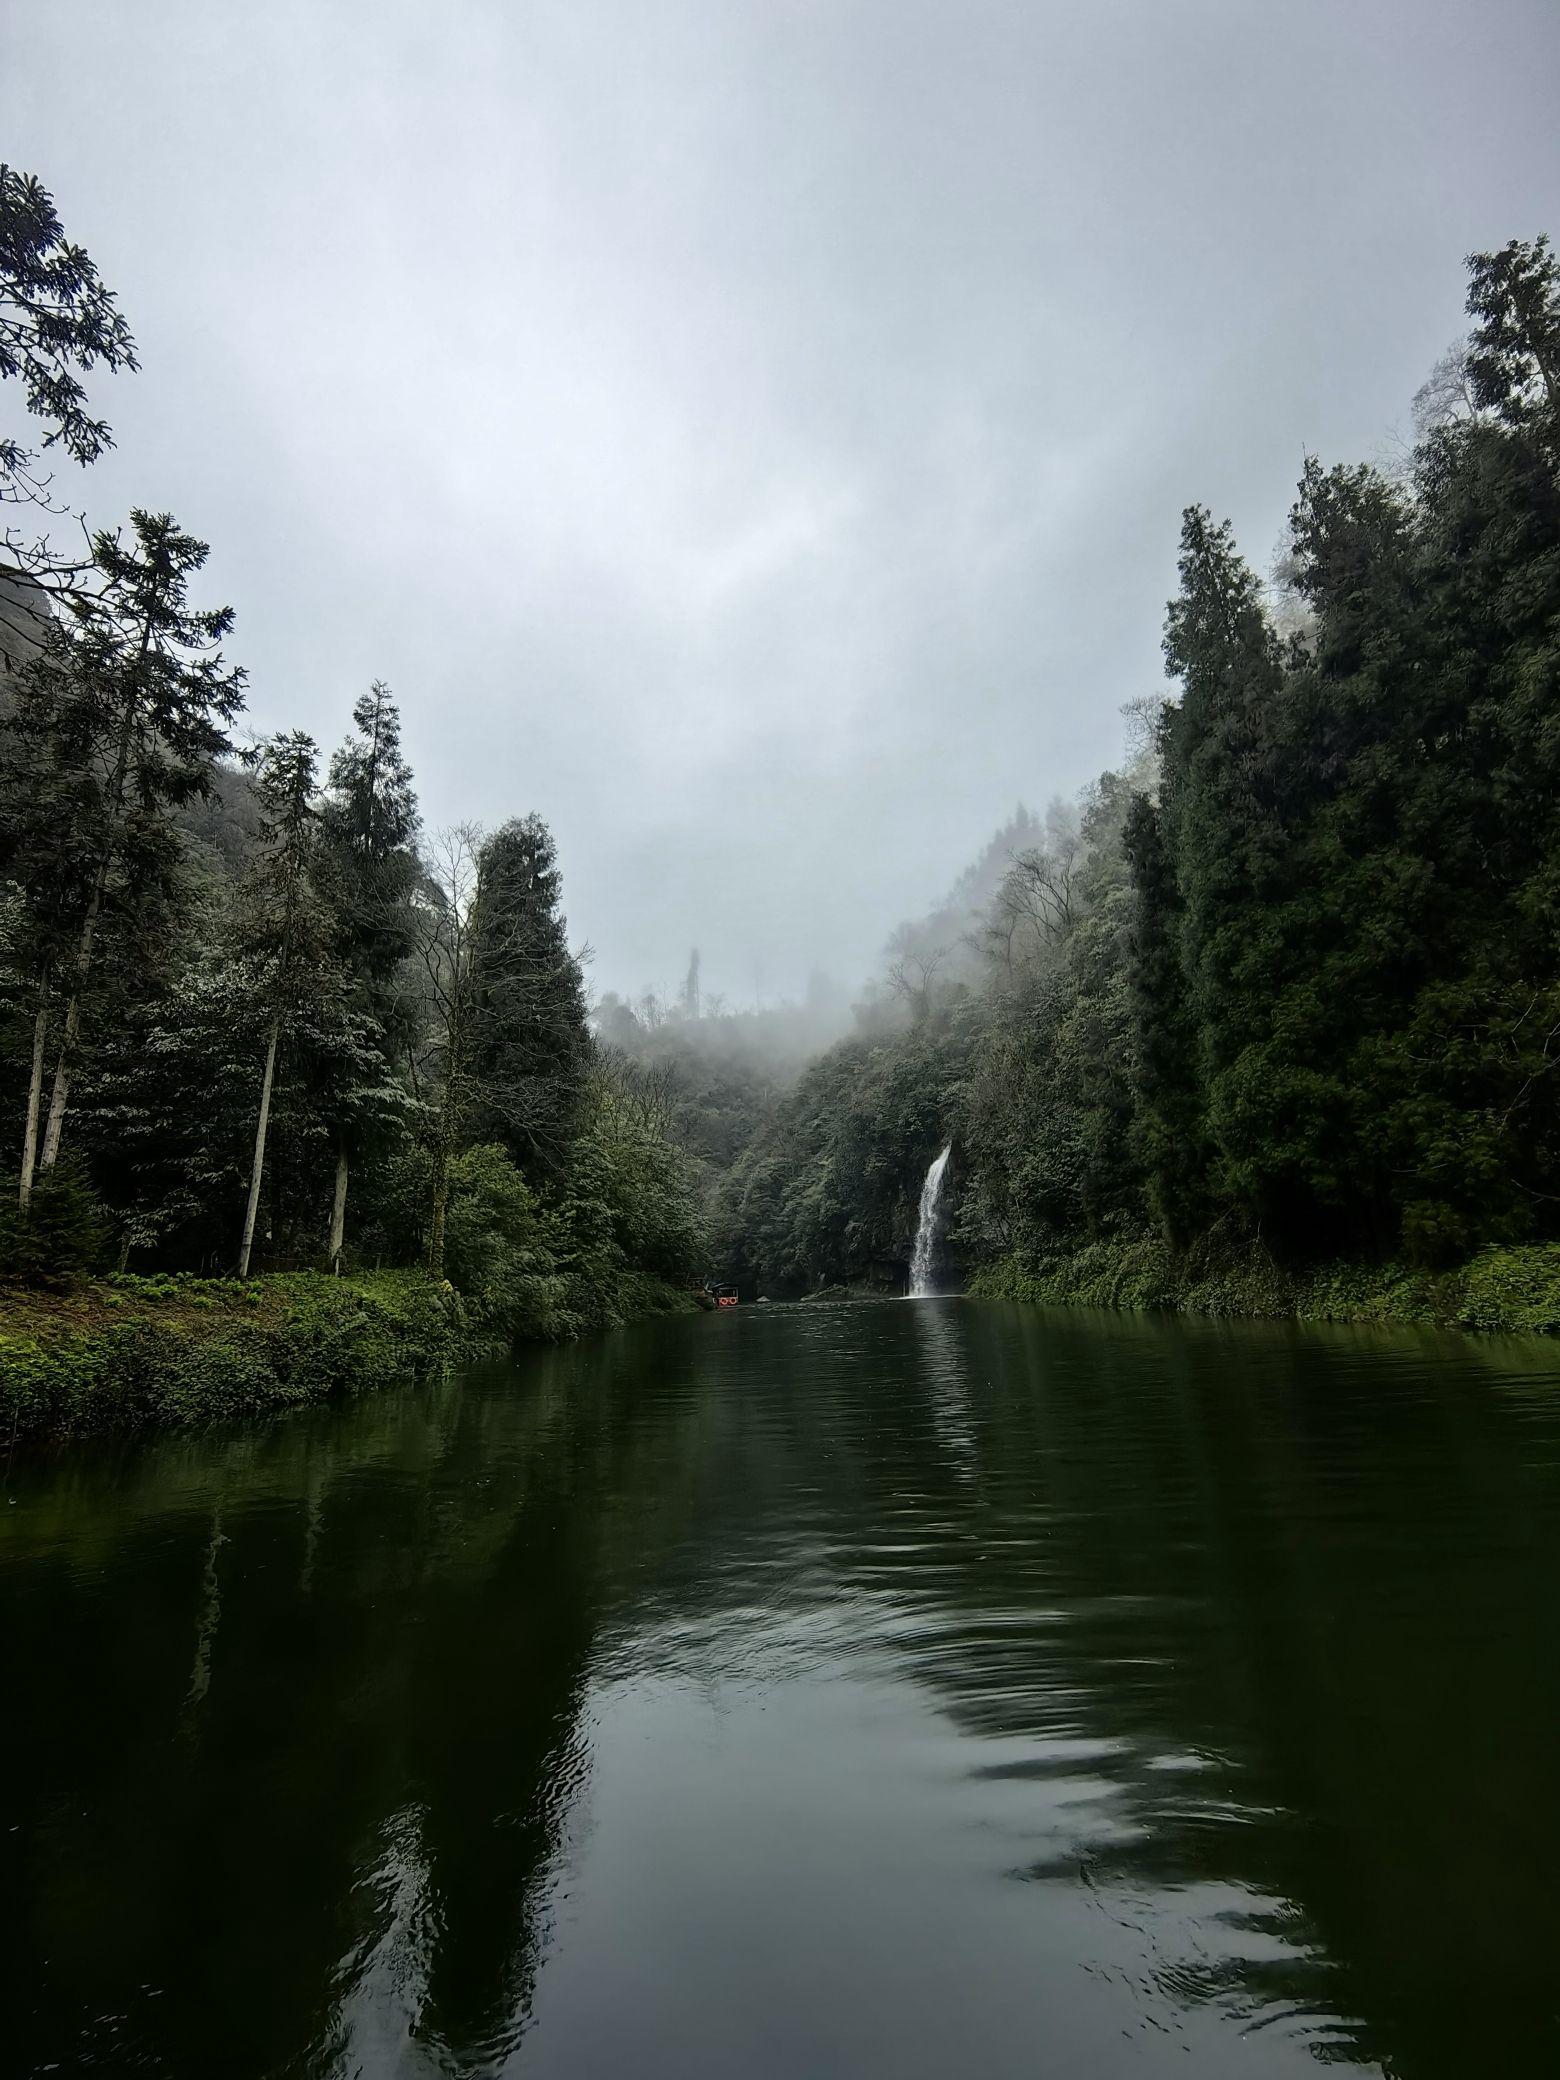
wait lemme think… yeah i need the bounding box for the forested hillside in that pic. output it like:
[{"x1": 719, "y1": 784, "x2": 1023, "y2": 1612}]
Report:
[
  {"x1": 0, "y1": 165, "x2": 704, "y2": 1366},
  {"x1": 710, "y1": 237, "x2": 1560, "y2": 1321},
  {"x1": 7, "y1": 154, "x2": 1560, "y2": 1359}
]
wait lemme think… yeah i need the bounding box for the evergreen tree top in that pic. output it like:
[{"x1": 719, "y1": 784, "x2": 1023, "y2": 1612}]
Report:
[{"x1": 0, "y1": 161, "x2": 138, "y2": 494}]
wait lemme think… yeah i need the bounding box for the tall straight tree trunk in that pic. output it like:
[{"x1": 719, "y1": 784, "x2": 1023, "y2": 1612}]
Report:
[
  {"x1": 38, "y1": 624, "x2": 150, "y2": 1175},
  {"x1": 328, "y1": 1137, "x2": 349, "y2": 1274},
  {"x1": 238, "y1": 1019, "x2": 280, "y2": 1279},
  {"x1": 17, "y1": 999, "x2": 49, "y2": 1213},
  {"x1": 39, "y1": 986, "x2": 86, "y2": 1171}
]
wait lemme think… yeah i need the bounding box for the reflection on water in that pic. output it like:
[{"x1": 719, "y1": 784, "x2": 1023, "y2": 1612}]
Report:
[{"x1": 4, "y1": 1300, "x2": 1560, "y2": 2077}]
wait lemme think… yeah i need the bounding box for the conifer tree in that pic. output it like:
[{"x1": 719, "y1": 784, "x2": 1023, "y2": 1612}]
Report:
[
  {"x1": 318, "y1": 681, "x2": 421, "y2": 1268},
  {"x1": 0, "y1": 161, "x2": 138, "y2": 505},
  {"x1": 235, "y1": 731, "x2": 328, "y2": 1278},
  {"x1": 467, "y1": 815, "x2": 591, "y2": 1177},
  {"x1": 19, "y1": 512, "x2": 242, "y2": 1203}
]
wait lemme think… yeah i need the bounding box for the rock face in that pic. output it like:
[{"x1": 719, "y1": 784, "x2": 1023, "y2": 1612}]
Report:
[{"x1": 0, "y1": 565, "x2": 50, "y2": 695}]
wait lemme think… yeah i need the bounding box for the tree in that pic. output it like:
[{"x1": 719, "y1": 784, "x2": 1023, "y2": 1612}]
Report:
[
  {"x1": 318, "y1": 681, "x2": 421, "y2": 1269},
  {"x1": 1465, "y1": 234, "x2": 1560, "y2": 425},
  {"x1": 981, "y1": 805, "x2": 1083, "y2": 981},
  {"x1": 235, "y1": 731, "x2": 330, "y2": 1278},
  {"x1": 1, "y1": 622, "x2": 104, "y2": 1210},
  {"x1": 14, "y1": 512, "x2": 243, "y2": 1207},
  {"x1": 1412, "y1": 339, "x2": 1477, "y2": 440},
  {"x1": 884, "y1": 937, "x2": 949, "y2": 1025},
  {"x1": 465, "y1": 815, "x2": 591, "y2": 1177},
  {"x1": 1123, "y1": 788, "x2": 1205, "y2": 1242},
  {"x1": 411, "y1": 824, "x2": 485, "y2": 1281},
  {"x1": 1, "y1": 162, "x2": 138, "y2": 507}
]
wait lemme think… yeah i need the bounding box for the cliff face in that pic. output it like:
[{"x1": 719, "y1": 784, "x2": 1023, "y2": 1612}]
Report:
[{"x1": 0, "y1": 563, "x2": 50, "y2": 697}]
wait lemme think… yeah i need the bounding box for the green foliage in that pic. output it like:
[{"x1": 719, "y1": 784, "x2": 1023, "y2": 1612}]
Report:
[
  {"x1": 708, "y1": 241, "x2": 1560, "y2": 1324},
  {"x1": 0, "y1": 159, "x2": 763, "y2": 1445},
  {"x1": 1455, "y1": 1245, "x2": 1560, "y2": 1336},
  {"x1": 466, "y1": 814, "x2": 592, "y2": 1177},
  {"x1": 0, "y1": 160, "x2": 138, "y2": 488},
  {"x1": 717, "y1": 1016, "x2": 972, "y2": 1293},
  {"x1": 440, "y1": 1143, "x2": 572, "y2": 1341},
  {"x1": 368, "y1": 1118, "x2": 703, "y2": 1346},
  {"x1": 971, "y1": 1237, "x2": 1560, "y2": 1339},
  {"x1": 0, "y1": 1160, "x2": 108, "y2": 1280},
  {"x1": 1465, "y1": 234, "x2": 1560, "y2": 425},
  {"x1": 316, "y1": 682, "x2": 422, "y2": 1165},
  {"x1": 0, "y1": 1269, "x2": 462, "y2": 1443},
  {"x1": 1111, "y1": 239, "x2": 1560, "y2": 1269},
  {"x1": 9, "y1": 212, "x2": 1560, "y2": 1423}
]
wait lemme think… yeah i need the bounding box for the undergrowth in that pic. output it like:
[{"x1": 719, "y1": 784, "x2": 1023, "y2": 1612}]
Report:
[
  {"x1": 0, "y1": 1262, "x2": 701, "y2": 1447},
  {"x1": 969, "y1": 1238, "x2": 1560, "y2": 1339}
]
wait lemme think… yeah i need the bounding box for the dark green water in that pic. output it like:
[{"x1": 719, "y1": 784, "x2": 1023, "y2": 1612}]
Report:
[{"x1": 6, "y1": 1299, "x2": 1560, "y2": 2078}]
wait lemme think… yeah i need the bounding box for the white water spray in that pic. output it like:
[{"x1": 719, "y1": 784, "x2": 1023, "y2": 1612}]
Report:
[{"x1": 909, "y1": 1144, "x2": 952, "y2": 1298}]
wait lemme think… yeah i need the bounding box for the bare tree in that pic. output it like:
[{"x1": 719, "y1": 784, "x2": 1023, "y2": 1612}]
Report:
[
  {"x1": 597, "y1": 1048, "x2": 680, "y2": 1142},
  {"x1": 1412, "y1": 338, "x2": 1479, "y2": 440},
  {"x1": 885, "y1": 942, "x2": 949, "y2": 1024},
  {"x1": 981, "y1": 812, "x2": 1083, "y2": 981}
]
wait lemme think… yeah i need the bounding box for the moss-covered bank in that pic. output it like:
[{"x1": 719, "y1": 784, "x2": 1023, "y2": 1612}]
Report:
[
  {"x1": 969, "y1": 1236, "x2": 1560, "y2": 1339},
  {"x1": 0, "y1": 1267, "x2": 698, "y2": 1447}
]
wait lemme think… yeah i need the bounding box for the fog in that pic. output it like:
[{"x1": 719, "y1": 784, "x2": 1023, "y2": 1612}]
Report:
[{"x1": 5, "y1": 0, "x2": 1557, "y2": 1005}]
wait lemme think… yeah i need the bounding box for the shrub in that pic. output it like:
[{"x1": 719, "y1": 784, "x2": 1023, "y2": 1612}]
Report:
[{"x1": 0, "y1": 1162, "x2": 110, "y2": 1282}]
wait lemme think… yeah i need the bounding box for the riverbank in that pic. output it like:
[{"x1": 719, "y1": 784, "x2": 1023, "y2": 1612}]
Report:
[
  {"x1": 0, "y1": 1267, "x2": 700, "y2": 1447},
  {"x1": 969, "y1": 1236, "x2": 1560, "y2": 1338}
]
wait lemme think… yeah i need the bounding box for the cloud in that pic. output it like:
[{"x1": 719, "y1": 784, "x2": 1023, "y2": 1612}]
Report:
[{"x1": 5, "y1": 0, "x2": 1557, "y2": 1001}]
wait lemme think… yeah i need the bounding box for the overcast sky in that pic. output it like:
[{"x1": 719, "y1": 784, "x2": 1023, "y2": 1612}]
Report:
[{"x1": 7, "y1": 1, "x2": 1558, "y2": 1004}]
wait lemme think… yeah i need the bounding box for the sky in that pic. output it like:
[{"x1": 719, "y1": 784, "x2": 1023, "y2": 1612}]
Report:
[{"x1": 6, "y1": 1, "x2": 1559, "y2": 1006}]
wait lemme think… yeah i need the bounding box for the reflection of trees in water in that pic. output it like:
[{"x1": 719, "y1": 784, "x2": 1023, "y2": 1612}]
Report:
[
  {"x1": 6, "y1": 1306, "x2": 1560, "y2": 2078},
  {"x1": 538, "y1": 1299, "x2": 1560, "y2": 2078},
  {"x1": 3, "y1": 1340, "x2": 695, "y2": 2080},
  {"x1": 846, "y1": 1304, "x2": 1560, "y2": 2078}
]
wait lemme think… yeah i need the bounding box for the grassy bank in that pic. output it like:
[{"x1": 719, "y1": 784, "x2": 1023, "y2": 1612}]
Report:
[
  {"x1": 0, "y1": 1267, "x2": 700, "y2": 1447},
  {"x1": 969, "y1": 1236, "x2": 1560, "y2": 1339}
]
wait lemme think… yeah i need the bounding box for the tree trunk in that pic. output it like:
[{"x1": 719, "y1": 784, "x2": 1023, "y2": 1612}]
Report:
[
  {"x1": 17, "y1": 1000, "x2": 48, "y2": 1213},
  {"x1": 38, "y1": 988, "x2": 85, "y2": 1172},
  {"x1": 238, "y1": 1019, "x2": 280, "y2": 1279},
  {"x1": 328, "y1": 1137, "x2": 349, "y2": 1274},
  {"x1": 38, "y1": 672, "x2": 144, "y2": 1175},
  {"x1": 37, "y1": 571, "x2": 165, "y2": 1177}
]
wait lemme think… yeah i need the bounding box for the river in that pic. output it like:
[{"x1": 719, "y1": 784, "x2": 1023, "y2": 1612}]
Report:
[{"x1": 5, "y1": 1298, "x2": 1560, "y2": 2077}]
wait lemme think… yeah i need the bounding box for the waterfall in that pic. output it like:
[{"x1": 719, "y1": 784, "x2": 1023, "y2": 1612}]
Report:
[{"x1": 909, "y1": 1144, "x2": 952, "y2": 1297}]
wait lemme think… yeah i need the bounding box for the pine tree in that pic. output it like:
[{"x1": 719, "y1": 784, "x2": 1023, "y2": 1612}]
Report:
[
  {"x1": 18, "y1": 512, "x2": 243, "y2": 1204},
  {"x1": 318, "y1": 681, "x2": 421, "y2": 1268},
  {"x1": 0, "y1": 161, "x2": 138, "y2": 506},
  {"x1": 466, "y1": 815, "x2": 590, "y2": 1177},
  {"x1": 1139, "y1": 509, "x2": 1302, "y2": 1235}
]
